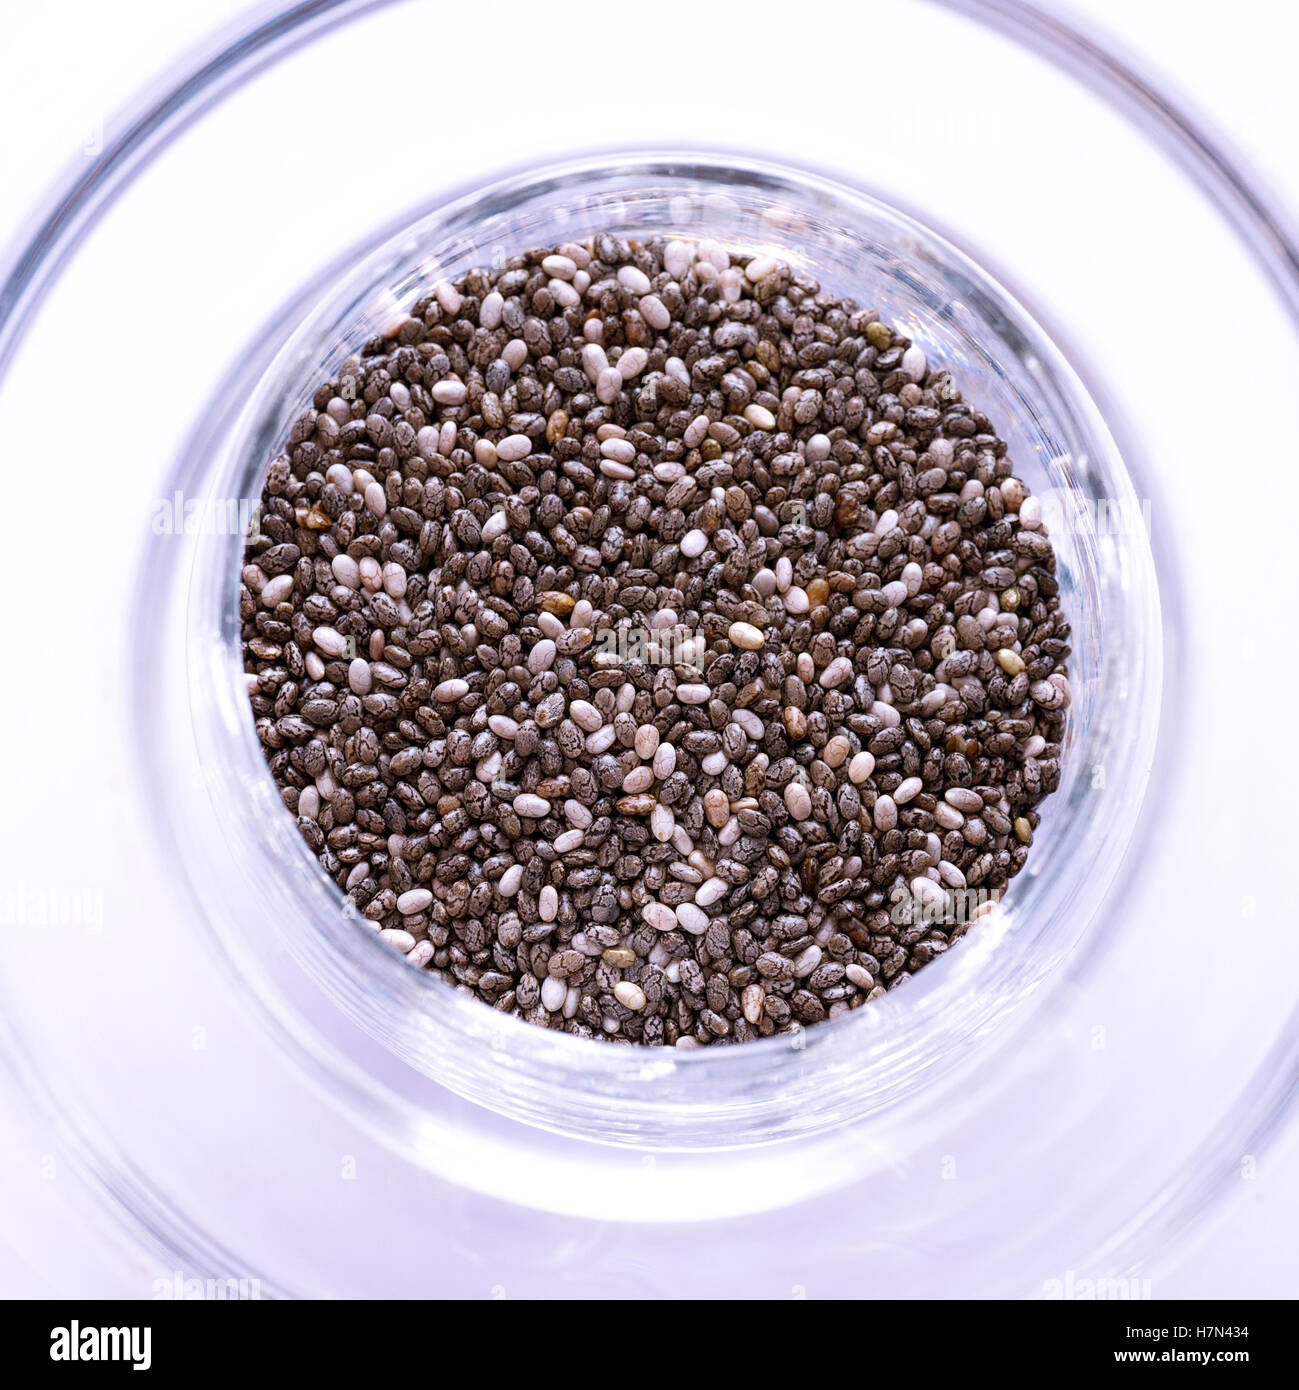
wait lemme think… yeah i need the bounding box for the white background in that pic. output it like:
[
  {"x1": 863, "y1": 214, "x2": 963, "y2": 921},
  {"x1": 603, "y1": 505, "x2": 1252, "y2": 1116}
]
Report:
[
  {"x1": 1, "y1": 0, "x2": 1296, "y2": 1299},
  {"x1": 4, "y1": 1, "x2": 1299, "y2": 240}
]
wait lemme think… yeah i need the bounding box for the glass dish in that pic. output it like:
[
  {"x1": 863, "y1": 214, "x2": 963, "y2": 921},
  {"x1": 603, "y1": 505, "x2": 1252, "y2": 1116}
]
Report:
[
  {"x1": 161, "y1": 154, "x2": 1158, "y2": 1153},
  {"x1": 0, "y1": 0, "x2": 1295, "y2": 1297}
]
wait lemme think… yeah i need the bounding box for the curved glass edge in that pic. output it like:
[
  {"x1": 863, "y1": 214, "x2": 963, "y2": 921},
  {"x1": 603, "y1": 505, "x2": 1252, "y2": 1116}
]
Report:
[
  {"x1": 0, "y1": 0, "x2": 1289, "y2": 1289},
  {"x1": 177, "y1": 154, "x2": 1154, "y2": 1146}
]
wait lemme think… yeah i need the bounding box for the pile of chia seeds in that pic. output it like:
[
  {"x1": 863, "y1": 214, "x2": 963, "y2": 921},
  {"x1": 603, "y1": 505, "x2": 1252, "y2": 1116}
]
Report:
[{"x1": 241, "y1": 233, "x2": 1071, "y2": 1048}]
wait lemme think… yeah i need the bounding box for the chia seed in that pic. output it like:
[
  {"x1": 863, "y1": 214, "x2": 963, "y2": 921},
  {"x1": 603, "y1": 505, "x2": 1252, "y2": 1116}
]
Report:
[{"x1": 241, "y1": 233, "x2": 1072, "y2": 1048}]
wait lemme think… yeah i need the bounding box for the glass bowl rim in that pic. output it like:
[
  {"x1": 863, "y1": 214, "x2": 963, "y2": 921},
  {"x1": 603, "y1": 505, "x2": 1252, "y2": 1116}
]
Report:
[
  {"x1": 0, "y1": 0, "x2": 1293, "y2": 1283},
  {"x1": 181, "y1": 147, "x2": 1161, "y2": 1141}
]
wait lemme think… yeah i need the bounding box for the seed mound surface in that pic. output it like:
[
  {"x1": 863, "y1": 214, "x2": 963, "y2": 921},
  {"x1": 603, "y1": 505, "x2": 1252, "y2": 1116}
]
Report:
[{"x1": 241, "y1": 233, "x2": 1071, "y2": 1048}]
